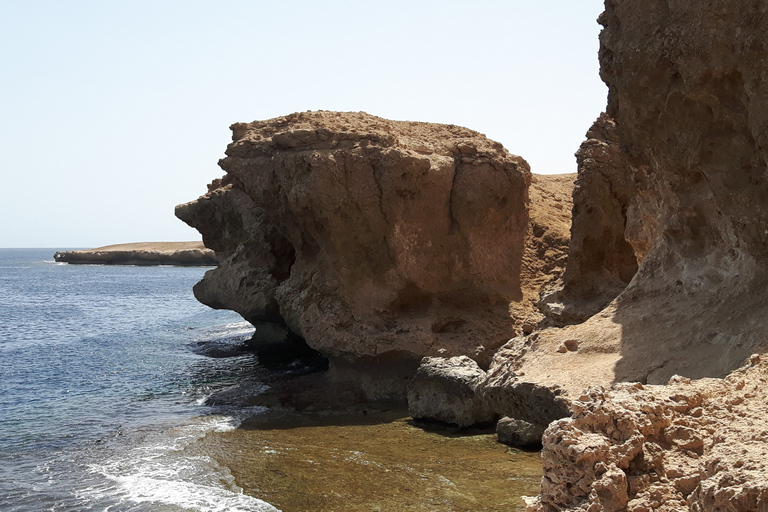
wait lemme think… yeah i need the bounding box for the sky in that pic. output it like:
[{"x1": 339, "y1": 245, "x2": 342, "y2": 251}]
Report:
[{"x1": 1, "y1": 0, "x2": 607, "y2": 248}]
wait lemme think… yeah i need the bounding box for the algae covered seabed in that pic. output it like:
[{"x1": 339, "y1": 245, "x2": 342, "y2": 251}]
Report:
[{"x1": 190, "y1": 410, "x2": 542, "y2": 511}]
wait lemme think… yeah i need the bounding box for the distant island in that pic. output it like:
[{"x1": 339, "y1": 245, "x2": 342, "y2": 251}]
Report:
[{"x1": 53, "y1": 242, "x2": 217, "y2": 266}]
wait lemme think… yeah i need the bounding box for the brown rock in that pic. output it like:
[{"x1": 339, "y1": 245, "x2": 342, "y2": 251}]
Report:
[
  {"x1": 176, "y1": 111, "x2": 575, "y2": 400},
  {"x1": 517, "y1": 173, "x2": 575, "y2": 330},
  {"x1": 593, "y1": 0, "x2": 768, "y2": 383},
  {"x1": 502, "y1": 0, "x2": 768, "y2": 420},
  {"x1": 539, "y1": 114, "x2": 637, "y2": 324}
]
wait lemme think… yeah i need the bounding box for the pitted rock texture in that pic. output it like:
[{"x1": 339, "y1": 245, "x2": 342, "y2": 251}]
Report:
[
  {"x1": 525, "y1": 355, "x2": 768, "y2": 512},
  {"x1": 176, "y1": 111, "x2": 554, "y2": 370}
]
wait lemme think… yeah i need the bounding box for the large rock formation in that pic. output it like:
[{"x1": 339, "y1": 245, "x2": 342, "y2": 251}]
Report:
[
  {"x1": 539, "y1": 114, "x2": 636, "y2": 324},
  {"x1": 176, "y1": 111, "x2": 573, "y2": 399},
  {"x1": 491, "y1": 0, "x2": 768, "y2": 417},
  {"x1": 519, "y1": 0, "x2": 768, "y2": 509}
]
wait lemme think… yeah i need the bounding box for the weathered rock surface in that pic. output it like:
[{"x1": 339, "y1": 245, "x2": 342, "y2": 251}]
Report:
[
  {"x1": 525, "y1": 355, "x2": 768, "y2": 512},
  {"x1": 53, "y1": 242, "x2": 217, "y2": 266},
  {"x1": 539, "y1": 114, "x2": 636, "y2": 324},
  {"x1": 496, "y1": 417, "x2": 545, "y2": 448},
  {"x1": 407, "y1": 355, "x2": 494, "y2": 427},
  {"x1": 491, "y1": 0, "x2": 768, "y2": 421},
  {"x1": 177, "y1": 111, "x2": 573, "y2": 399}
]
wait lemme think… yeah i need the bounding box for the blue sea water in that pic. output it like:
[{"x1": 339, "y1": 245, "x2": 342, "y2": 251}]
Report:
[{"x1": 0, "y1": 249, "x2": 278, "y2": 511}]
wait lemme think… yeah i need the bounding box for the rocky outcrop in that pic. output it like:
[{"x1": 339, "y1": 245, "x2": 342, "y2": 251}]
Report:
[
  {"x1": 525, "y1": 355, "x2": 768, "y2": 512},
  {"x1": 539, "y1": 114, "x2": 636, "y2": 324},
  {"x1": 176, "y1": 111, "x2": 574, "y2": 400},
  {"x1": 54, "y1": 242, "x2": 217, "y2": 266},
  {"x1": 517, "y1": 1, "x2": 768, "y2": 509}
]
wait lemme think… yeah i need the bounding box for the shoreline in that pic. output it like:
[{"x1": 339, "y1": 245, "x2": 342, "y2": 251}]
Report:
[{"x1": 189, "y1": 408, "x2": 542, "y2": 511}]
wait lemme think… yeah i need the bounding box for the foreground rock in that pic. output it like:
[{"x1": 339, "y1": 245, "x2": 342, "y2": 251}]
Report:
[
  {"x1": 525, "y1": 355, "x2": 768, "y2": 512},
  {"x1": 176, "y1": 111, "x2": 573, "y2": 400},
  {"x1": 496, "y1": 417, "x2": 545, "y2": 448},
  {"x1": 54, "y1": 242, "x2": 217, "y2": 266}
]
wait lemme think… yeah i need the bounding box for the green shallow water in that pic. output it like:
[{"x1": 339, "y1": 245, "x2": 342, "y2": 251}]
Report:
[{"x1": 189, "y1": 410, "x2": 542, "y2": 512}]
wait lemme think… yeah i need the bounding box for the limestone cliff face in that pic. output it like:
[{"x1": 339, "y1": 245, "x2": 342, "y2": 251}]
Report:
[
  {"x1": 540, "y1": 114, "x2": 637, "y2": 324},
  {"x1": 176, "y1": 111, "x2": 536, "y2": 370},
  {"x1": 520, "y1": 1, "x2": 768, "y2": 510},
  {"x1": 595, "y1": 0, "x2": 768, "y2": 382},
  {"x1": 503, "y1": 0, "x2": 768, "y2": 407}
]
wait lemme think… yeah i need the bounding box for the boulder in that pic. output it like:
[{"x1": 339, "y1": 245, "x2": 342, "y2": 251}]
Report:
[
  {"x1": 407, "y1": 356, "x2": 494, "y2": 427},
  {"x1": 527, "y1": 356, "x2": 768, "y2": 512}
]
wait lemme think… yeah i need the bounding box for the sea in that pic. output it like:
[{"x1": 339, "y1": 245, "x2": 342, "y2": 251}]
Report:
[{"x1": 0, "y1": 248, "x2": 278, "y2": 512}]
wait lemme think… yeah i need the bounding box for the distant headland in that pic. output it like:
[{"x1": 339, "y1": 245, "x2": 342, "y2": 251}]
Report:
[{"x1": 53, "y1": 242, "x2": 217, "y2": 266}]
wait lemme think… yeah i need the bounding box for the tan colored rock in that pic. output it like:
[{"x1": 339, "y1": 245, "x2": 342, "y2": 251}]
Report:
[
  {"x1": 539, "y1": 114, "x2": 636, "y2": 324},
  {"x1": 526, "y1": 355, "x2": 768, "y2": 512},
  {"x1": 177, "y1": 112, "x2": 574, "y2": 391},
  {"x1": 517, "y1": 173, "x2": 575, "y2": 329},
  {"x1": 592, "y1": 0, "x2": 768, "y2": 383}
]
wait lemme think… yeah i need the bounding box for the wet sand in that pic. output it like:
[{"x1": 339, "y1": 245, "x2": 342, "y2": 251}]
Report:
[{"x1": 189, "y1": 410, "x2": 542, "y2": 511}]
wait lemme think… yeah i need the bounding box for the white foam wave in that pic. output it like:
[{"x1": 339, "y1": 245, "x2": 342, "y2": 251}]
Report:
[
  {"x1": 192, "y1": 321, "x2": 255, "y2": 341},
  {"x1": 87, "y1": 415, "x2": 278, "y2": 512}
]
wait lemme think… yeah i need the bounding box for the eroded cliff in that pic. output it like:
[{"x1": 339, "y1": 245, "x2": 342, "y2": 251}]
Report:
[
  {"x1": 496, "y1": 0, "x2": 768, "y2": 406},
  {"x1": 519, "y1": 0, "x2": 768, "y2": 509},
  {"x1": 176, "y1": 111, "x2": 573, "y2": 399}
]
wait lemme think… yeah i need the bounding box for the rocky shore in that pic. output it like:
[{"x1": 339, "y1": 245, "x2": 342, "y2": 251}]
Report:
[
  {"x1": 175, "y1": 0, "x2": 768, "y2": 509},
  {"x1": 54, "y1": 242, "x2": 218, "y2": 266}
]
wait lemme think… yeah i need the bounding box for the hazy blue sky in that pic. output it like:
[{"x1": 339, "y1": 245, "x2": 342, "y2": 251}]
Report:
[{"x1": 1, "y1": 1, "x2": 606, "y2": 248}]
